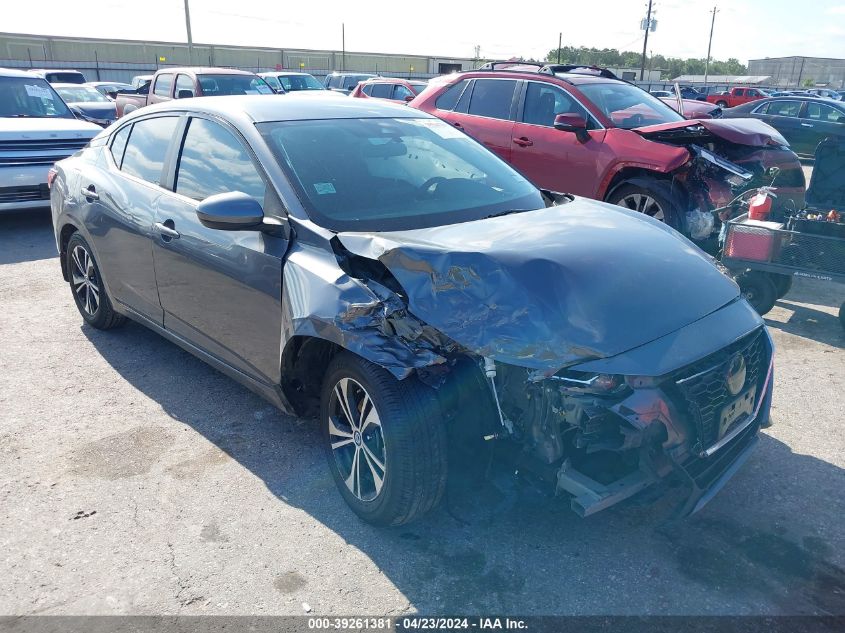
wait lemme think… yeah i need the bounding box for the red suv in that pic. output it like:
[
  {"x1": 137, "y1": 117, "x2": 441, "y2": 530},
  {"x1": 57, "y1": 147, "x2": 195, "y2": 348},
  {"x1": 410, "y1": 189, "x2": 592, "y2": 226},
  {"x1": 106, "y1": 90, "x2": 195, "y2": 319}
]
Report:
[
  {"x1": 410, "y1": 63, "x2": 805, "y2": 239},
  {"x1": 351, "y1": 77, "x2": 428, "y2": 102}
]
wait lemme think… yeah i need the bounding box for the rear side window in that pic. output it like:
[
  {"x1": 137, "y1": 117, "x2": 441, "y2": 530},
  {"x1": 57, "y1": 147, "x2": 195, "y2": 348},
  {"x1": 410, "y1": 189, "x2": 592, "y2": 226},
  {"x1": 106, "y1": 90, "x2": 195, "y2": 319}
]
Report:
[
  {"x1": 767, "y1": 101, "x2": 801, "y2": 117},
  {"x1": 467, "y1": 79, "x2": 517, "y2": 120},
  {"x1": 154, "y1": 74, "x2": 173, "y2": 97},
  {"x1": 120, "y1": 116, "x2": 179, "y2": 185},
  {"x1": 371, "y1": 84, "x2": 392, "y2": 98},
  {"x1": 435, "y1": 79, "x2": 469, "y2": 111},
  {"x1": 175, "y1": 117, "x2": 266, "y2": 203},
  {"x1": 109, "y1": 125, "x2": 131, "y2": 167}
]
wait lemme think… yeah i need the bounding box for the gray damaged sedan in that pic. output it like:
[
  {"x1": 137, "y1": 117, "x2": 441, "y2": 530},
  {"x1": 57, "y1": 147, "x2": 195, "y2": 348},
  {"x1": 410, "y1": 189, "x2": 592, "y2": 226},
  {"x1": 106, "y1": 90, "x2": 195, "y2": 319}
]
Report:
[{"x1": 50, "y1": 95, "x2": 773, "y2": 525}]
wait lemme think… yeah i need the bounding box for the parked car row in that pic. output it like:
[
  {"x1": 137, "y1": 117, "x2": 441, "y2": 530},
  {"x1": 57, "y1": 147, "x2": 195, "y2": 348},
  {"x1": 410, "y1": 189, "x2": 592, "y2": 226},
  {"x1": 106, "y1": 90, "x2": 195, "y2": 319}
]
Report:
[{"x1": 49, "y1": 92, "x2": 774, "y2": 526}]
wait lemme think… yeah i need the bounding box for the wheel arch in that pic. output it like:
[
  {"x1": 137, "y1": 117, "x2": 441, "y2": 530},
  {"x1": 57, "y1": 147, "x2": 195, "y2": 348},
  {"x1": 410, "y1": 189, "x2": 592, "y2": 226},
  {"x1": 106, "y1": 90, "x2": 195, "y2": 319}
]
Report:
[
  {"x1": 280, "y1": 335, "x2": 345, "y2": 417},
  {"x1": 58, "y1": 220, "x2": 81, "y2": 281}
]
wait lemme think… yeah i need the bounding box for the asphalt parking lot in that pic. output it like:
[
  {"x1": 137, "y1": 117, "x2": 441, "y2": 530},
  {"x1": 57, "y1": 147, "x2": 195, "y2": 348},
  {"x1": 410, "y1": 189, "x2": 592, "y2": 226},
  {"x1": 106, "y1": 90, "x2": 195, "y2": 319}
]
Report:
[{"x1": 0, "y1": 208, "x2": 843, "y2": 616}]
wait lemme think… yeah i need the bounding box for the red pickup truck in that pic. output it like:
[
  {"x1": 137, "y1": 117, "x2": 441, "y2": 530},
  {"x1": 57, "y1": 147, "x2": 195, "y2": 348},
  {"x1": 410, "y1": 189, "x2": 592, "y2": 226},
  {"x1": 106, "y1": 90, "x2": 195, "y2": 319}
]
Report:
[
  {"x1": 706, "y1": 87, "x2": 769, "y2": 109},
  {"x1": 115, "y1": 67, "x2": 273, "y2": 117}
]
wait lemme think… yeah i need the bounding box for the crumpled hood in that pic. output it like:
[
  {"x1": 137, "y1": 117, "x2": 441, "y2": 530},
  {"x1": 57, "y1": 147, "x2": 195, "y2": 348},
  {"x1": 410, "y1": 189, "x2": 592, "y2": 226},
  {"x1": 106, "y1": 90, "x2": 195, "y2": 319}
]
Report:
[
  {"x1": 337, "y1": 200, "x2": 740, "y2": 372},
  {"x1": 635, "y1": 117, "x2": 788, "y2": 147}
]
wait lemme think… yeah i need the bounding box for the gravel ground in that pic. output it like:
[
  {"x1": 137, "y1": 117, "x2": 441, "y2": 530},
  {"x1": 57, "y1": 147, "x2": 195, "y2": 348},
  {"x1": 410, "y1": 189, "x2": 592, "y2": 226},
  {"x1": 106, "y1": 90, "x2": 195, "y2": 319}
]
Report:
[{"x1": 0, "y1": 209, "x2": 843, "y2": 616}]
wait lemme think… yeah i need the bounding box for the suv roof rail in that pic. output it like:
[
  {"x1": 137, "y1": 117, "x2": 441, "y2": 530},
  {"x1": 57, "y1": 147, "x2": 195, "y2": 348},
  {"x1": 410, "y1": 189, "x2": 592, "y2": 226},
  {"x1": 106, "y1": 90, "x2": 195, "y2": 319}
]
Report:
[
  {"x1": 540, "y1": 64, "x2": 620, "y2": 80},
  {"x1": 476, "y1": 60, "x2": 546, "y2": 72}
]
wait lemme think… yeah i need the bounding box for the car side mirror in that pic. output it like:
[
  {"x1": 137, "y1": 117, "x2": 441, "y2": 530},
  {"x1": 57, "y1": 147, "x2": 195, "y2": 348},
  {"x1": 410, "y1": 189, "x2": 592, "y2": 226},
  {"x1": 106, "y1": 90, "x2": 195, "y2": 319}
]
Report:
[
  {"x1": 177, "y1": 89, "x2": 194, "y2": 99},
  {"x1": 196, "y1": 192, "x2": 264, "y2": 231},
  {"x1": 404, "y1": 94, "x2": 414, "y2": 102},
  {"x1": 553, "y1": 113, "x2": 589, "y2": 141}
]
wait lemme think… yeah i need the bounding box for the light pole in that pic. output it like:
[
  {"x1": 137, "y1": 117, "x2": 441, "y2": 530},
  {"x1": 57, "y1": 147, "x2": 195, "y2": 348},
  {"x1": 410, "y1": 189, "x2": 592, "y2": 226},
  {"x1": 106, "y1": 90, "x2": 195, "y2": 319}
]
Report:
[
  {"x1": 557, "y1": 32, "x2": 562, "y2": 64},
  {"x1": 639, "y1": 0, "x2": 654, "y2": 81},
  {"x1": 704, "y1": 6, "x2": 718, "y2": 87},
  {"x1": 183, "y1": 0, "x2": 194, "y2": 65}
]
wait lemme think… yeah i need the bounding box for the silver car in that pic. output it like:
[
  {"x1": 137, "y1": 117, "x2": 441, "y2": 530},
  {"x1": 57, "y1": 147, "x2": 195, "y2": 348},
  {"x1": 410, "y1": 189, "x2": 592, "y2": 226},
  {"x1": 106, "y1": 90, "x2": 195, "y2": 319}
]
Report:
[{"x1": 0, "y1": 68, "x2": 100, "y2": 212}]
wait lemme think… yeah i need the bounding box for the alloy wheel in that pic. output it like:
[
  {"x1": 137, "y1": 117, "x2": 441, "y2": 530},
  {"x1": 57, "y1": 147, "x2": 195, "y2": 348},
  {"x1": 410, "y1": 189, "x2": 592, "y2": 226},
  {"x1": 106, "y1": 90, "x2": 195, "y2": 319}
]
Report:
[
  {"x1": 327, "y1": 377, "x2": 387, "y2": 502},
  {"x1": 70, "y1": 245, "x2": 100, "y2": 316},
  {"x1": 618, "y1": 193, "x2": 665, "y2": 222}
]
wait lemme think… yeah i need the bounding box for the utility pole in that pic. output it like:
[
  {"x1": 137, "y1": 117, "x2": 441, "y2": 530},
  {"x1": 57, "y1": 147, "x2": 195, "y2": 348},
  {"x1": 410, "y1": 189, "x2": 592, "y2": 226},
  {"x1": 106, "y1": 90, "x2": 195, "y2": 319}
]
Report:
[
  {"x1": 183, "y1": 0, "x2": 194, "y2": 65},
  {"x1": 341, "y1": 23, "x2": 346, "y2": 71},
  {"x1": 704, "y1": 6, "x2": 718, "y2": 87},
  {"x1": 557, "y1": 32, "x2": 562, "y2": 63},
  {"x1": 640, "y1": 0, "x2": 654, "y2": 81}
]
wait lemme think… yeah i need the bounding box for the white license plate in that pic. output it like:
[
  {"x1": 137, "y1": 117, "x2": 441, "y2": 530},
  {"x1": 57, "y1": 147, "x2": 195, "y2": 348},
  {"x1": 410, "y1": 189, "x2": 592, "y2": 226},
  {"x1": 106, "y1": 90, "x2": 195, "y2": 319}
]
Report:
[{"x1": 719, "y1": 386, "x2": 756, "y2": 437}]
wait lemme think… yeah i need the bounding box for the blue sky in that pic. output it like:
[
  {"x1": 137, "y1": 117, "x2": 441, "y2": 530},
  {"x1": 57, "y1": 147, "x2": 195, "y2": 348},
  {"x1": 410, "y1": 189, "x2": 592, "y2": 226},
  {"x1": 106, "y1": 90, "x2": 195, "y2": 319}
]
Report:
[{"x1": 4, "y1": 0, "x2": 844, "y2": 63}]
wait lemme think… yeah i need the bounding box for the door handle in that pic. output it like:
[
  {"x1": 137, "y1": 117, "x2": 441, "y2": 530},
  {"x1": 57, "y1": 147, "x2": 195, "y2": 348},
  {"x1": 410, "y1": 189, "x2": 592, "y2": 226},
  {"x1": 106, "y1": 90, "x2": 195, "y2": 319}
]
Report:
[
  {"x1": 452, "y1": 121, "x2": 463, "y2": 129},
  {"x1": 800, "y1": 122, "x2": 813, "y2": 127},
  {"x1": 81, "y1": 185, "x2": 99, "y2": 200},
  {"x1": 154, "y1": 221, "x2": 181, "y2": 240},
  {"x1": 513, "y1": 136, "x2": 534, "y2": 147}
]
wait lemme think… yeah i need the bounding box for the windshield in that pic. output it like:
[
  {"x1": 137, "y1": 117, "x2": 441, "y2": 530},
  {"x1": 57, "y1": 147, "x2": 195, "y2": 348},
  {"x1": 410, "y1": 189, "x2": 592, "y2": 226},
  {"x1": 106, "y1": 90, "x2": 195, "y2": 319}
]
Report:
[
  {"x1": 55, "y1": 86, "x2": 110, "y2": 103},
  {"x1": 0, "y1": 76, "x2": 74, "y2": 118},
  {"x1": 262, "y1": 75, "x2": 282, "y2": 90},
  {"x1": 259, "y1": 117, "x2": 543, "y2": 231},
  {"x1": 197, "y1": 74, "x2": 274, "y2": 96},
  {"x1": 578, "y1": 82, "x2": 685, "y2": 129},
  {"x1": 410, "y1": 83, "x2": 428, "y2": 94},
  {"x1": 279, "y1": 74, "x2": 324, "y2": 91}
]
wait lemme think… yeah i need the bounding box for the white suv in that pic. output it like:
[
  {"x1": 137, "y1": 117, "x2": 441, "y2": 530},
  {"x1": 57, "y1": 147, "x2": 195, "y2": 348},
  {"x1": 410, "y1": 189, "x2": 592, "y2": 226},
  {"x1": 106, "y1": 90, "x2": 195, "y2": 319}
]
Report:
[{"x1": 0, "y1": 68, "x2": 100, "y2": 212}]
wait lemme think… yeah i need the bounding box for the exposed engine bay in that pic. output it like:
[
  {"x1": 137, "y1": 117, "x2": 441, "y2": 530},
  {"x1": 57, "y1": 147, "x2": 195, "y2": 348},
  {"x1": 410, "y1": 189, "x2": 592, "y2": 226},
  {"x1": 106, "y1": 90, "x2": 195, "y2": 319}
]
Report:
[{"x1": 635, "y1": 120, "x2": 806, "y2": 244}]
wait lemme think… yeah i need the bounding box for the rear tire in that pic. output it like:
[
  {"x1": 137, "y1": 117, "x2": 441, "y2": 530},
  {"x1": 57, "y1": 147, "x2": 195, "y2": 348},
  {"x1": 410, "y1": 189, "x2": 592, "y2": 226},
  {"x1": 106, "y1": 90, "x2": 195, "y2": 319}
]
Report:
[
  {"x1": 321, "y1": 352, "x2": 447, "y2": 526},
  {"x1": 66, "y1": 233, "x2": 126, "y2": 330},
  {"x1": 736, "y1": 271, "x2": 777, "y2": 315},
  {"x1": 716, "y1": 100, "x2": 728, "y2": 108}
]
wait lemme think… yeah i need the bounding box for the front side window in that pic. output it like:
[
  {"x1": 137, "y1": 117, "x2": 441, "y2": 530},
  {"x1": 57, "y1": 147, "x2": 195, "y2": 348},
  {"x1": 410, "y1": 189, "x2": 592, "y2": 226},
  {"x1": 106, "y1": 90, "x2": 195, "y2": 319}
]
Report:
[
  {"x1": 259, "y1": 117, "x2": 543, "y2": 232},
  {"x1": 0, "y1": 77, "x2": 74, "y2": 118},
  {"x1": 806, "y1": 102, "x2": 843, "y2": 122},
  {"x1": 577, "y1": 82, "x2": 684, "y2": 129},
  {"x1": 362, "y1": 84, "x2": 373, "y2": 96},
  {"x1": 120, "y1": 116, "x2": 179, "y2": 185},
  {"x1": 175, "y1": 74, "x2": 194, "y2": 98},
  {"x1": 176, "y1": 117, "x2": 266, "y2": 202},
  {"x1": 467, "y1": 79, "x2": 518, "y2": 120},
  {"x1": 393, "y1": 84, "x2": 414, "y2": 101},
  {"x1": 197, "y1": 74, "x2": 272, "y2": 95},
  {"x1": 767, "y1": 101, "x2": 801, "y2": 117},
  {"x1": 522, "y1": 82, "x2": 591, "y2": 128}
]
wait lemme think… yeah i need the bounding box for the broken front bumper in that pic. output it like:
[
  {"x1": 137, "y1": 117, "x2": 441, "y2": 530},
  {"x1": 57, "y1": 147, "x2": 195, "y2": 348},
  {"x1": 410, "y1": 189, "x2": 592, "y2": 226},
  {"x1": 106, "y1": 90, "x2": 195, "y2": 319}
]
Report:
[{"x1": 556, "y1": 317, "x2": 774, "y2": 518}]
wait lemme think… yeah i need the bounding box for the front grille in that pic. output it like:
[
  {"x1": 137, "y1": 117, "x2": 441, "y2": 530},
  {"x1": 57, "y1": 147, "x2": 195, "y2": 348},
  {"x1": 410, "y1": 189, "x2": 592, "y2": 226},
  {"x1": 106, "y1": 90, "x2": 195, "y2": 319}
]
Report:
[
  {"x1": 681, "y1": 418, "x2": 758, "y2": 490},
  {"x1": 0, "y1": 138, "x2": 89, "y2": 152},
  {"x1": 0, "y1": 184, "x2": 50, "y2": 204},
  {"x1": 670, "y1": 329, "x2": 768, "y2": 454}
]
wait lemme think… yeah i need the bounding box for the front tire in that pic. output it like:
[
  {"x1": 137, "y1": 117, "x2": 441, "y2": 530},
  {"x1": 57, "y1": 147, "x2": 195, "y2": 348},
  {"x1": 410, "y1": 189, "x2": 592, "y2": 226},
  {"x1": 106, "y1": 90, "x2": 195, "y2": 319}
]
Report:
[
  {"x1": 66, "y1": 233, "x2": 126, "y2": 330},
  {"x1": 607, "y1": 181, "x2": 684, "y2": 232},
  {"x1": 716, "y1": 100, "x2": 728, "y2": 108},
  {"x1": 321, "y1": 352, "x2": 447, "y2": 526}
]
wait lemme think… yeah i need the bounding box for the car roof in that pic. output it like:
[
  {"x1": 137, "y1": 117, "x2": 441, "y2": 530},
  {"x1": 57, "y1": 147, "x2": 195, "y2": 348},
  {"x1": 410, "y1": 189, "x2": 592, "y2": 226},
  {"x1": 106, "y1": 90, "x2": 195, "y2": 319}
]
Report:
[
  {"x1": 156, "y1": 67, "x2": 257, "y2": 76},
  {"x1": 260, "y1": 71, "x2": 312, "y2": 76},
  {"x1": 30, "y1": 68, "x2": 84, "y2": 74},
  {"x1": 0, "y1": 67, "x2": 43, "y2": 78},
  {"x1": 136, "y1": 93, "x2": 434, "y2": 122}
]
